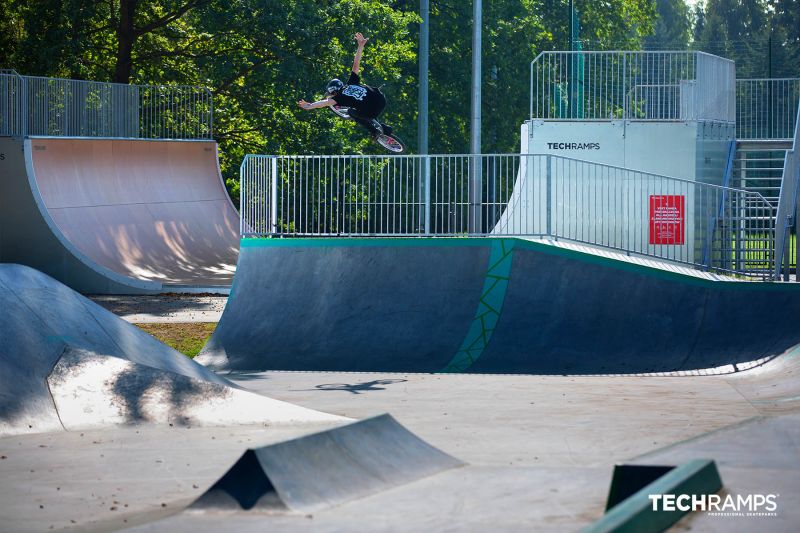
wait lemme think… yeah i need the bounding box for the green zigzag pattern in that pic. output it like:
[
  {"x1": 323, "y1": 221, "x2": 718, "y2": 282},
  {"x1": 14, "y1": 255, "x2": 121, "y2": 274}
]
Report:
[{"x1": 440, "y1": 239, "x2": 515, "y2": 373}]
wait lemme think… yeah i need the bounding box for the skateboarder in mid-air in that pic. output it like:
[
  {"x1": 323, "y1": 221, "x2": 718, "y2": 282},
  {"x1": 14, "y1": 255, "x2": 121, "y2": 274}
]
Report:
[{"x1": 297, "y1": 32, "x2": 396, "y2": 145}]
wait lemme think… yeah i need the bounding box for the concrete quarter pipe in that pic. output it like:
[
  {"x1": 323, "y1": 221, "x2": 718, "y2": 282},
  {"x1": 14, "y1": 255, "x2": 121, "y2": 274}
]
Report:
[
  {"x1": 0, "y1": 136, "x2": 239, "y2": 293},
  {"x1": 198, "y1": 238, "x2": 800, "y2": 374}
]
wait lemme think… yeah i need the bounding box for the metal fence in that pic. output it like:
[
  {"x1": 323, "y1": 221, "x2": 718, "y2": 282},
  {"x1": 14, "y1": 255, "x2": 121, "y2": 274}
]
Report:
[
  {"x1": 530, "y1": 51, "x2": 735, "y2": 123},
  {"x1": 736, "y1": 78, "x2": 800, "y2": 140},
  {"x1": 241, "y1": 153, "x2": 775, "y2": 278},
  {"x1": 0, "y1": 72, "x2": 213, "y2": 139},
  {"x1": 0, "y1": 70, "x2": 24, "y2": 136}
]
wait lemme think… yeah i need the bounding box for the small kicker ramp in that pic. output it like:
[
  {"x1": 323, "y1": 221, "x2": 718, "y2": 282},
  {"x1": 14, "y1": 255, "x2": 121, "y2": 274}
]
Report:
[
  {"x1": 0, "y1": 137, "x2": 239, "y2": 293},
  {"x1": 191, "y1": 414, "x2": 464, "y2": 512}
]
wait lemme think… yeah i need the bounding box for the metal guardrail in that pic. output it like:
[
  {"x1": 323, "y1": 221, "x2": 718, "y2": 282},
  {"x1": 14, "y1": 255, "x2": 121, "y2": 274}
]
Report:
[
  {"x1": 241, "y1": 153, "x2": 775, "y2": 278},
  {"x1": 0, "y1": 70, "x2": 24, "y2": 136},
  {"x1": 736, "y1": 79, "x2": 800, "y2": 141},
  {"x1": 773, "y1": 95, "x2": 800, "y2": 279},
  {"x1": 0, "y1": 72, "x2": 213, "y2": 139},
  {"x1": 529, "y1": 51, "x2": 735, "y2": 123}
]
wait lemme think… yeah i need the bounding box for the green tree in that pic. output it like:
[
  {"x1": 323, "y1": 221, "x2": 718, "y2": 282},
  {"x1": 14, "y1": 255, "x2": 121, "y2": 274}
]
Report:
[
  {"x1": 692, "y1": 3, "x2": 705, "y2": 44},
  {"x1": 644, "y1": 0, "x2": 692, "y2": 49},
  {"x1": 692, "y1": 0, "x2": 792, "y2": 77},
  {"x1": 425, "y1": 0, "x2": 656, "y2": 154},
  {"x1": 1, "y1": 0, "x2": 662, "y2": 198},
  {"x1": 768, "y1": 0, "x2": 800, "y2": 77}
]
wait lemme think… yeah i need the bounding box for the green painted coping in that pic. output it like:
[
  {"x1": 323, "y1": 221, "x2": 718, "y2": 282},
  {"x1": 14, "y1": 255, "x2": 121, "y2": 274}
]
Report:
[
  {"x1": 441, "y1": 239, "x2": 515, "y2": 372},
  {"x1": 581, "y1": 459, "x2": 723, "y2": 533},
  {"x1": 240, "y1": 237, "x2": 800, "y2": 292}
]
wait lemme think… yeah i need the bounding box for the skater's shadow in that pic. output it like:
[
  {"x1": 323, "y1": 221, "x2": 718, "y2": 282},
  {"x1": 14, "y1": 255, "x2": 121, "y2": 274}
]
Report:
[{"x1": 311, "y1": 379, "x2": 408, "y2": 395}]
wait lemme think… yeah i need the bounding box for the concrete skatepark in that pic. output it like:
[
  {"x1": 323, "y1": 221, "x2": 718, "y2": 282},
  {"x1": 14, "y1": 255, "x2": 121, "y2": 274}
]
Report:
[
  {"x1": 3, "y1": 57, "x2": 800, "y2": 531},
  {"x1": 3, "y1": 242, "x2": 800, "y2": 531},
  {"x1": 2, "y1": 269, "x2": 800, "y2": 530}
]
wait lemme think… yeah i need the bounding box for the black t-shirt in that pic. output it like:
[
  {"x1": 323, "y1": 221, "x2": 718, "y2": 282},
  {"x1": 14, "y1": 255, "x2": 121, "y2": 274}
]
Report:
[{"x1": 333, "y1": 72, "x2": 385, "y2": 116}]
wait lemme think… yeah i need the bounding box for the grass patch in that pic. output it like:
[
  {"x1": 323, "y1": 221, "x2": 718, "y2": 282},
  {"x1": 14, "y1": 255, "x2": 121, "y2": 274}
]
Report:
[{"x1": 135, "y1": 322, "x2": 217, "y2": 358}]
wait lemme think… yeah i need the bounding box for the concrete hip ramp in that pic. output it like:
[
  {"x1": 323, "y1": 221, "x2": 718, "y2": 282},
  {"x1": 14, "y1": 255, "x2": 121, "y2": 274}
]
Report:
[
  {"x1": 198, "y1": 238, "x2": 800, "y2": 374},
  {"x1": 0, "y1": 136, "x2": 239, "y2": 293},
  {"x1": 0, "y1": 263, "x2": 344, "y2": 436}
]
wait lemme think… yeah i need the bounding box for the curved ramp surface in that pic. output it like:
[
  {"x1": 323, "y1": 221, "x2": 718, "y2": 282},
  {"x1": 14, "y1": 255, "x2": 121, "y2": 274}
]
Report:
[
  {"x1": 0, "y1": 137, "x2": 238, "y2": 293},
  {"x1": 0, "y1": 264, "x2": 344, "y2": 436},
  {"x1": 198, "y1": 238, "x2": 800, "y2": 374}
]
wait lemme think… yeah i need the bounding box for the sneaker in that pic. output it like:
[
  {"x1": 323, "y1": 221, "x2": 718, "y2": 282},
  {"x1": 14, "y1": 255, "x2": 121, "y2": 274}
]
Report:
[{"x1": 369, "y1": 119, "x2": 383, "y2": 134}]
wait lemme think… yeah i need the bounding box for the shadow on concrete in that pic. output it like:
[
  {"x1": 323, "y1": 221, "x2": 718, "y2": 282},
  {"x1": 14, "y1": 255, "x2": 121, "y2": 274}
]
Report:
[{"x1": 310, "y1": 379, "x2": 409, "y2": 395}]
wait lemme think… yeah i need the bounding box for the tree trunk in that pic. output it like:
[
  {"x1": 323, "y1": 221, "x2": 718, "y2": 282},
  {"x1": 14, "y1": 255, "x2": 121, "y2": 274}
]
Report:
[{"x1": 113, "y1": 0, "x2": 138, "y2": 83}]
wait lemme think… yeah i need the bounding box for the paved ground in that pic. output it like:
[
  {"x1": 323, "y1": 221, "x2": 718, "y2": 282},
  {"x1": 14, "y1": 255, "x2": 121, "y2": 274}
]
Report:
[
  {"x1": 3, "y1": 368, "x2": 797, "y2": 531},
  {"x1": 89, "y1": 295, "x2": 227, "y2": 323},
  {"x1": 1, "y1": 294, "x2": 790, "y2": 531}
]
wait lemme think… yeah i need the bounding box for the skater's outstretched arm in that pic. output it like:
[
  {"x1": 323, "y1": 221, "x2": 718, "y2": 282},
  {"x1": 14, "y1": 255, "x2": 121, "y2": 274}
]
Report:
[
  {"x1": 351, "y1": 32, "x2": 368, "y2": 74},
  {"x1": 297, "y1": 98, "x2": 336, "y2": 110}
]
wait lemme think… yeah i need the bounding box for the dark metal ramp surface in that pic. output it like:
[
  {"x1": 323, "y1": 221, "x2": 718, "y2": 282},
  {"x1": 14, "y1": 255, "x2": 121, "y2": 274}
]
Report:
[{"x1": 198, "y1": 238, "x2": 800, "y2": 374}]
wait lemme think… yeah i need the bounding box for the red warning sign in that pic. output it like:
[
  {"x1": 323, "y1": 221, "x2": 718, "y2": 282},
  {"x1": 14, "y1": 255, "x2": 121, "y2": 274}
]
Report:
[{"x1": 649, "y1": 195, "x2": 685, "y2": 245}]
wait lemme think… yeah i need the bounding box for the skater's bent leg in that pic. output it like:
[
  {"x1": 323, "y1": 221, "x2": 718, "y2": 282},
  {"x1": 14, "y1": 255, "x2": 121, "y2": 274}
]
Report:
[{"x1": 349, "y1": 110, "x2": 382, "y2": 137}]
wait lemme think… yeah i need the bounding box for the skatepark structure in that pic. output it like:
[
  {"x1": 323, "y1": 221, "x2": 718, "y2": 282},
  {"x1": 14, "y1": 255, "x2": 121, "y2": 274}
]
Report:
[
  {"x1": 4, "y1": 264, "x2": 800, "y2": 530},
  {"x1": 198, "y1": 237, "x2": 800, "y2": 374},
  {"x1": 0, "y1": 263, "x2": 341, "y2": 436},
  {"x1": 212, "y1": 51, "x2": 800, "y2": 375},
  {"x1": 0, "y1": 72, "x2": 238, "y2": 294},
  {"x1": 2, "y1": 53, "x2": 800, "y2": 531}
]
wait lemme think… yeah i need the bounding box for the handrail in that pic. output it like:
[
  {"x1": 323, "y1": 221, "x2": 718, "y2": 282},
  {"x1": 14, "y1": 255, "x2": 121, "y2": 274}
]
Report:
[
  {"x1": 0, "y1": 70, "x2": 25, "y2": 136},
  {"x1": 736, "y1": 78, "x2": 800, "y2": 141},
  {"x1": 773, "y1": 95, "x2": 800, "y2": 279},
  {"x1": 529, "y1": 50, "x2": 735, "y2": 123},
  {"x1": 0, "y1": 71, "x2": 213, "y2": 139},
  {"x1": 240, "y1": 152, "x2": 774, "y2": 278}
]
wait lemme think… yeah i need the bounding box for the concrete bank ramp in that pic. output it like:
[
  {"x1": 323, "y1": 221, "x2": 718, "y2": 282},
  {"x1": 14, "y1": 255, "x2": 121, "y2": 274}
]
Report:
[
  {"x1": 0, "y1": 137, "x2": 239, "y2": 294},
  {"x1": 725, "y1": 342, "x2": 800, "y2": 414},
  {"x1": 192, "y1": 414, "x2": 464, "y2": 512},
  {"x1": 0, "y1": 264, "x2": 345, "y2": 436},
  {"x1": 198, "y1": 238, "x2": 800, "y2": 374}
]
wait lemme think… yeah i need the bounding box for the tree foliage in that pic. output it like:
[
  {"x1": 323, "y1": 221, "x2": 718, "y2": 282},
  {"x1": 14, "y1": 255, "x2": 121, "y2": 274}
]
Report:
[
  {"x1": 693, "y1": 0, "x2": 800, "y2": 78},
  {"x1": 426, "y1": 0, "x2": 656, "y2": 154},
  {"x1": 1, "y1": 0, "x2": 660, "y2": 197},
  {"x1": 644, "y1": 0, "x2": 693, "y2": 49}
]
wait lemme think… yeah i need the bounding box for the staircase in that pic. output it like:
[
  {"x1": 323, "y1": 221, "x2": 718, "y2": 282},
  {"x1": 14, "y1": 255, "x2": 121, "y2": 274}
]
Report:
[
  {"x1": 731, "y1": 140, "x2": 794, "y2": 271},
  {"x1": 731, "y1": 140, "x2": 792, "y2": 205},
  {"x1": 705, "y1": 140, "x2": 790, "y2": 277},
  {"x1": 730, "y1": 79, "x2": 800, "y2": 278}
]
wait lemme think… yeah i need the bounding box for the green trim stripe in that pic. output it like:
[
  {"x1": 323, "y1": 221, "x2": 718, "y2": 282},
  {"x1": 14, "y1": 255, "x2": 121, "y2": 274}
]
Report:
[
  {"x1": 441, "y1": 239, "x2": 515, "y2": 373},
  {"x1": 241, "y1": 237, "x2": 800, "y2": 292},
  {"x1": 240, "y1": 237, "x2": 490, "y2": 249}
]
